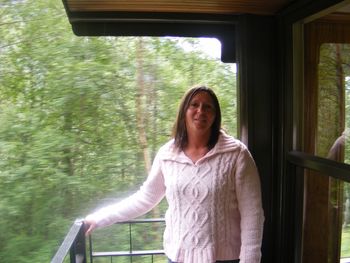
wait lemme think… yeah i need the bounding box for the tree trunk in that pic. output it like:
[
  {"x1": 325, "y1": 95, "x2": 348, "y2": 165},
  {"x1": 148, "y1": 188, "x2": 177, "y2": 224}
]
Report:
[{"x1": 136, "y1": 38, "x2": 151, "y2": 173}]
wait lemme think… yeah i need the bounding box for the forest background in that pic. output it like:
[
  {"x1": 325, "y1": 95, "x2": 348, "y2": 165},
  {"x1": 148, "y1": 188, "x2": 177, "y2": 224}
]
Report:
[{"x1": 0, "y1": 0, "x2": 237, "y2": 262}]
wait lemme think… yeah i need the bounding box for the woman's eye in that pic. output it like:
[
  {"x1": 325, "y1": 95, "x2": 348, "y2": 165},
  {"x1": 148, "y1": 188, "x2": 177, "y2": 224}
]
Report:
[{"x1": 203, "y1": 104, "x2": 214, "y2": 111}]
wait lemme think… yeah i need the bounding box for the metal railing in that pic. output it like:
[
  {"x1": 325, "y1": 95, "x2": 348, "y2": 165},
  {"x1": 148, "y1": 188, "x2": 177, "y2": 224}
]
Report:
[
  {"x1": 51, "y1": 219, "x2": 87, "y2": 263},
  {"x1": 51, "y1": 218, "x2": 165, "y2": 263},
  {"x1": 89, "y1": 218, "x2": 165, "y2": 263}
]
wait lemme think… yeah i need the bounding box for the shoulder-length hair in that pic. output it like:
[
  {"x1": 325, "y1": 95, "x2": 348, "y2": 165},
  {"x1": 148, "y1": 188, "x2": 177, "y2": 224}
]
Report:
[{"x1": 172, "y1": 85, "x2": 222, "y2": 150}]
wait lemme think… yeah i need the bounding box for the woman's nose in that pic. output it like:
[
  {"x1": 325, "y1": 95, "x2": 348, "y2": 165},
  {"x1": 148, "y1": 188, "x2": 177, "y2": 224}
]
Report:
[
  {"x1": 197, "y1": 103, "x2": 210, "y2": 113},
  {"x1": 197, "y1": 104, "x2": 205, "y2": 113}
]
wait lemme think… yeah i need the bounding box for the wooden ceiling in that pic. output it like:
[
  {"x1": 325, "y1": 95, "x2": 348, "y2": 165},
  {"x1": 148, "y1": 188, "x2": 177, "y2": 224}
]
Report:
[{"x1": 65, "y1": 0, "x2": 295, "y2": 15}]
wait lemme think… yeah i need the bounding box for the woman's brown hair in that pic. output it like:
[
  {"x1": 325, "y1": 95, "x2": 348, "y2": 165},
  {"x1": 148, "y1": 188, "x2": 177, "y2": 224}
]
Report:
[{"x1": 173, "y1": 85, "x2": 222, "y2": 150}]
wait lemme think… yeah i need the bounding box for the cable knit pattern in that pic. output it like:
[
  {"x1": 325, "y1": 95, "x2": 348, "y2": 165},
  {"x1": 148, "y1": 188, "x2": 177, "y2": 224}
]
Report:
[{"x1": 86, "y1": 131, "x2": 264, "y2": 263}]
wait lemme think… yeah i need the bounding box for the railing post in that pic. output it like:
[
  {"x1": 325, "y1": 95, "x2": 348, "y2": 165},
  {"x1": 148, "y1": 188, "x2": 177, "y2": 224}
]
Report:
[
  {"x1": 51, "y1": 219, "x2": 87, "y2": 263},
  {"x1": 88, "y1": 218, "x2": 166, "y2": 262},
  {"x1": 70, "y1": 219, "x2": 87, "y2": 263},
  {"x1": 129, "y1": 222, "x2": 133, "y2": 263},
  {"x1": 89, "y1": 234, "x2": 93, "y2": 263}
]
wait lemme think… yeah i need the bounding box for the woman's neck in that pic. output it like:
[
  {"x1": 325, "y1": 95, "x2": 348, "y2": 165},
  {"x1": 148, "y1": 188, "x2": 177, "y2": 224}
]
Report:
[
  {"x1": 184, "y1": 133, "x2": 211, "y2": 163},
  {"x1": 187, "y1": 132, "x2": 210, "y2": 149}
]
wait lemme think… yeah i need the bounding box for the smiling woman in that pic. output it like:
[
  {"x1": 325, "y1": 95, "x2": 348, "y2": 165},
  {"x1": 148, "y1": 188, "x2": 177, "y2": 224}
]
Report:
[
  {"x1": 176, "y1": 87, "x2": 220, "y2": 151},
  {"x1": 84, "y1": 85, "x2": 264, "y2": 263}
]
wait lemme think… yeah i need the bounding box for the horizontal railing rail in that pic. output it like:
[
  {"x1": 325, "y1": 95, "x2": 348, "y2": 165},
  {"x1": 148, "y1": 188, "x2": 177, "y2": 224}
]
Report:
[
  {"x1": 89, "y1": 218, "x2": 166, "y2": 263},
  {"x1": 51, "y1": 219, "x2": 86, "y2": 263},
  {"x1": 52, "y1": 217, "x2": 166, "y2": 263}
]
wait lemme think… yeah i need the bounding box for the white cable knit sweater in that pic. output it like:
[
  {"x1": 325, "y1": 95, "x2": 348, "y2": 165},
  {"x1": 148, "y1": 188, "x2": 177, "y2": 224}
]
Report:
[{"x1": 86, "y1": 131, "x2": 264, "y2": 263}]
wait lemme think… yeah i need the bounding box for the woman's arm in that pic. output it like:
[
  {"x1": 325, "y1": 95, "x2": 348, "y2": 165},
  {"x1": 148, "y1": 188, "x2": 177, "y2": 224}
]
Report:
[
  {"x1": 84, "y1": 152, "x2": 166, "y2": 232},
  {"x1": 235, "y1": 146, "x2": 265, "y2": 263}
]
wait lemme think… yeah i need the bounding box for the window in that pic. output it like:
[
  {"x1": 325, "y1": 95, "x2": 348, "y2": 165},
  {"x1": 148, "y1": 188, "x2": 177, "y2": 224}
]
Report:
[
  {"x1": 302, "y1": 16, "x2": 350, "y2": 263},
  {"x1": 0, "y1": 1, "x2": 237, "y2": 261}
]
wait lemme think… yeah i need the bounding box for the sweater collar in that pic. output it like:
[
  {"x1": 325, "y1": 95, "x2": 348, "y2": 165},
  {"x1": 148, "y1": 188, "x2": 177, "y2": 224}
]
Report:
[{"x1": 160, "y1": 130, "x2": 240, "y2": 164}]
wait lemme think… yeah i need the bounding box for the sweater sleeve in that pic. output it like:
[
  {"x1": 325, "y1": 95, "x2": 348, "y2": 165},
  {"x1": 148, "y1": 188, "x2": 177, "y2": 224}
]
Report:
[
  {"x1": 85, "y1": 151, "x2": 166, "y2": 228},
  {"x1": 235, "y1": 146, "x2": 265, "y2": 263}
]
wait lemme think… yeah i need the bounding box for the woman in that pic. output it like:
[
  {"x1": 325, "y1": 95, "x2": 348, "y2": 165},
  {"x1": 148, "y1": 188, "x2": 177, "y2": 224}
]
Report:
[{"x1": 84, "y1": 85, "x2": 264, "y2": 263}]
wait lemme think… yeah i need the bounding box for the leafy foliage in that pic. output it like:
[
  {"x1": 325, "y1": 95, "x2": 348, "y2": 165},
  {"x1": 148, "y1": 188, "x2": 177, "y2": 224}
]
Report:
[{"x1": 0, "y1": 0, "x2": 237, "y2": 262}]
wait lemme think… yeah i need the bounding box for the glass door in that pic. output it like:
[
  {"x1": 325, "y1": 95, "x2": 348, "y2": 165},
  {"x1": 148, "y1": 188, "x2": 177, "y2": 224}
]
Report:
[{"x1": 302, "y1": 10, "x2": 350, "y2": 263}]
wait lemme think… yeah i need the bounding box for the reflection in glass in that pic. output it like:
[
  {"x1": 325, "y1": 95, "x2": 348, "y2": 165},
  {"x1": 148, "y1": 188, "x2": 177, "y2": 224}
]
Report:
[
  {"x1": 317, "y1": 43, "x2": 350, "y2": 260},
  {"x1": 318, "y1": 44, "x2": 350, "y2": 162}
]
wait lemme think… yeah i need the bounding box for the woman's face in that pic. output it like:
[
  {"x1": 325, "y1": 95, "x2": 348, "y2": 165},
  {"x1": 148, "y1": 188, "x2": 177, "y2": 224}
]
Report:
[{"x1": 185, "y1": 91, "x2": 216, "y2": 136}]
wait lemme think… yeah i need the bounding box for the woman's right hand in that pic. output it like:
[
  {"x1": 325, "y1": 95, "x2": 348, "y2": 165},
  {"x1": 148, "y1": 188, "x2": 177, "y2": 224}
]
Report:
[{"x1": 84, "y1": 218, "x2": 97, "y2": 236}]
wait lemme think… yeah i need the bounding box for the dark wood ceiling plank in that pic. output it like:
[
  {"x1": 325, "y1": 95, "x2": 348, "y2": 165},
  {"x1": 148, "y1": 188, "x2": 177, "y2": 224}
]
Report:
[{"x1": 66, "y1": 0, "x2": 292, "y2": 15}]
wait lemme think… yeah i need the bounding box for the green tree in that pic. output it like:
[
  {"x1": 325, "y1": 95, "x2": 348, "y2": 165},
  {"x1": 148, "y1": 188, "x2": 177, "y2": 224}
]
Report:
[{"x1": 0, "y1": 0, "x2": 237, "y2": 261}]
